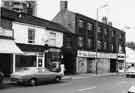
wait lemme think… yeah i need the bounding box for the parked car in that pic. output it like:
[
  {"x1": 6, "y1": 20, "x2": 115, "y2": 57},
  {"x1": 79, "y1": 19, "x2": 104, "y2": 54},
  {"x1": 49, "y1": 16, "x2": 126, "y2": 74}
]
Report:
[
  {"x1": 0, "y1": 71, "x2": 4, "y2": 84},
  {"x1": 126, "y1": 64, "x2": 135, "y2": 77},
  {"x1": 10, "y1": 67, "x2": 64, "y2": 86}
]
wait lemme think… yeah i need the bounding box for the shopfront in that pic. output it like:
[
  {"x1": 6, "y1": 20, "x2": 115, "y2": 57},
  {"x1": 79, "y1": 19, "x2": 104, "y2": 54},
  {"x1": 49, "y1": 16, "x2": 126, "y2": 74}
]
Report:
[
  {"x1": 76, "y1": 50, "x2": 118, "y2": 74},
  {"x1": 117, "y1": 53, "x2": 126, "y2": 72},
  {"x1": 45, "y1": 48, "x2": 62, "y2": 71},
  {"x1": 15, "y1": 52, "x2": 45, "y2": 71},
  {"x1": 0, "y1": 39, "x2": 23, "y2": 76}
]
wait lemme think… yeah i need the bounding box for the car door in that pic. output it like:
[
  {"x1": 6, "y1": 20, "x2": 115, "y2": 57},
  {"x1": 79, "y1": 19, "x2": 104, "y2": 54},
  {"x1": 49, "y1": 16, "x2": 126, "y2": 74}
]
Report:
[{"x1": 42, "y1": 68, "x2": 57, "y2": 81}]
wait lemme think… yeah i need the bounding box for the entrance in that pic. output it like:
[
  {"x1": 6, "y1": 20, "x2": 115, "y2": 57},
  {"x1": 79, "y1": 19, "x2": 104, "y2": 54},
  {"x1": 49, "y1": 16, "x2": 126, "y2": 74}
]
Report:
[
  {"x1": 110, "y1": 59, "x2": 117, "y2": 72},
  {"x1": 0, "y1": 54, "x2": 12, "y2": 76}
]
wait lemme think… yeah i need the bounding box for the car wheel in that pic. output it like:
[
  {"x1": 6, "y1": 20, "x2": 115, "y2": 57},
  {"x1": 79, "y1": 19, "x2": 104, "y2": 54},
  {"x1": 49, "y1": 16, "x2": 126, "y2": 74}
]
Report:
[
  {"x1": 55, "y1": 76, "x2": 61, "y2": 82},
  {"x1": 29, "y1": 78, "x2": 37, "y2": 86}
]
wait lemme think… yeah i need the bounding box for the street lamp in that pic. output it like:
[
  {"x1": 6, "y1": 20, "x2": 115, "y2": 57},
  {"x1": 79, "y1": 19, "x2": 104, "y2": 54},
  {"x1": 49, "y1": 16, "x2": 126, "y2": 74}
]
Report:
[{"x1": 95, "y1": 3, "x2": 109, "y2": 74}]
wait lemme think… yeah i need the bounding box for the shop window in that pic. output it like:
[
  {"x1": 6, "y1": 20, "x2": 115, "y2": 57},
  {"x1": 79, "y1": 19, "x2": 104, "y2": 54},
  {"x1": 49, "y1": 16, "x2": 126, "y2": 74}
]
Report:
[
  {"x1": 78, "y1": 19, "x2": 84, "y2": 28},
  {"x1": 28, "y1": 28, "x2": 35, "y2": 44}
]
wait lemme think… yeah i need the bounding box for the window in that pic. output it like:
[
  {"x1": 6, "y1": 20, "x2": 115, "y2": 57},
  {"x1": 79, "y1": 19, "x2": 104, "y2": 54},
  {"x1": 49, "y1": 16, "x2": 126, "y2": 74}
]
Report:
[
  {"x1": 48, "y1": 32, "x2": 56, "y2": 46},
  {"x1": 97, "y1": 26, "x2": 101, "y2": 33},
  {"x1": 87, "y1": 23, "x2": 93, "y2": 31},
  {"x1": 111, "y1": 44, "x2": 114, "y2": 52},
  {"x1": 104, "y1": 28, "x2": 107, "y2": 35},
  {"x1": 103, "y1": 42, "x2": 107, "y2": 50},
  {"x1": 49, "y1": 32, "x2": 56, "y2": 38},
  {"x1": 87, "y1": 38, "x2": 92, "y2": 49},
  {"x1": 119, "y1": 45, "x2": 123, "y2": 53},
  {"x1": 78, "y1": 19, "x2": 84, "y2": 28},
  {"x1": 97, "y1": 40, "x2": 102, "y2": 50},
  {"x1": 119, "y1": 33, "x2": 122, "y2": 39},
  {"x1": 28, "y1": 28, "x2": 35, "y2": 43},
  {"x1": 112, "y1": 31, "x2": 114, "y2": 37},
  {"x1": 78, "y1": 37, "x2": 84, "y2": 48}
]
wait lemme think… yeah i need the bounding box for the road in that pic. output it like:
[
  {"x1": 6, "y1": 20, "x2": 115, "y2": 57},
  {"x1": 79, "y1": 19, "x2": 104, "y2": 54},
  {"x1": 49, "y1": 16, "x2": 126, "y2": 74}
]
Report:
[{"x1": 0, "y1": 75, "x2": 135, "y2": 93}]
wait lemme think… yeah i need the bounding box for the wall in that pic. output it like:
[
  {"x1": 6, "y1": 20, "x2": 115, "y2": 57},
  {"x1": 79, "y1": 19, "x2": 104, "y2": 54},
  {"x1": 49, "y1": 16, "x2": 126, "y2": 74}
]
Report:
[
  {"x1": 13, "y1": 22, "x2": 63, "y2": 48},
  {"x1": 53, "y1": 11, "x2": 76, "y2": 33}
]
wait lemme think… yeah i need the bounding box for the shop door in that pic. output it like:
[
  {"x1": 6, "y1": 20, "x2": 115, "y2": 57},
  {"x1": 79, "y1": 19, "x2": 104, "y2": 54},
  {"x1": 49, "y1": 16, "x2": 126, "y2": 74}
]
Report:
[
  {"x1": 87, "y1": 58, "x2": 93, "y2": 73},
  {"x1": 110, "y1": 59, "x2": 117, "y2": 72}
]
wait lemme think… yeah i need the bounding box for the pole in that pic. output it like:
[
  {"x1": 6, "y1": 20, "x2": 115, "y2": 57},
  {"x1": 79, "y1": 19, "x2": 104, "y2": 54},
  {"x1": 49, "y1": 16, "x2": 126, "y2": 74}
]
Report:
[{"x1": 95, "y1": 8, "x2": 99, "y2": 74}]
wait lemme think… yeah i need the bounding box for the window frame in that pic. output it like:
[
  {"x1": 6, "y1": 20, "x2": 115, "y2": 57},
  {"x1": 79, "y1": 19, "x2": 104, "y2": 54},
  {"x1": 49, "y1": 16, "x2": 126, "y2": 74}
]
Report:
[{"x1": 28, "y1": 28, "x2": 35, "y2": 44}]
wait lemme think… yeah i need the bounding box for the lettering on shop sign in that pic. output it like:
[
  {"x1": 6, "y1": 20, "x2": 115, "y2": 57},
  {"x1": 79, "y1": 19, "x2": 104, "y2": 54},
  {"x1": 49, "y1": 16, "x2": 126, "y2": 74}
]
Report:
[{"x1": 77, "y1": 50, "x2": 117, "y2": 59}]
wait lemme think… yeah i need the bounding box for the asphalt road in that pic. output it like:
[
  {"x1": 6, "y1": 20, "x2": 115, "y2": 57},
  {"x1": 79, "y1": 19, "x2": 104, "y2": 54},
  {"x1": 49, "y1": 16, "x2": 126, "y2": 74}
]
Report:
[{"x1": 0, "y1": 75, "x2": 135, "y2": 93}]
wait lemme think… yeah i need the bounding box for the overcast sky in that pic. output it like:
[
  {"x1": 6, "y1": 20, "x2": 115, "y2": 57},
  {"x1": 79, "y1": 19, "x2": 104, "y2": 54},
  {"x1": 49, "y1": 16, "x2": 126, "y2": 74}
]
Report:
[
  {"x1": 36, "y1": 0, "x2": 135, "y2": 42},
  {"x1": 1, "y1": 0, "x2": 135, "y2": 42}
]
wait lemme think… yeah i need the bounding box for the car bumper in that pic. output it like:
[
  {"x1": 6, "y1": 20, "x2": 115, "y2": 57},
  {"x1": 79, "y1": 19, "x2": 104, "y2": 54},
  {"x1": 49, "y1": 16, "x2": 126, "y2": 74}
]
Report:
[
  {"x1": 11, "y1": 77, "x2": 29, "y2": 84},
  {"x1": 126, "y1": 72, "x2": 135, "y2": 76}
]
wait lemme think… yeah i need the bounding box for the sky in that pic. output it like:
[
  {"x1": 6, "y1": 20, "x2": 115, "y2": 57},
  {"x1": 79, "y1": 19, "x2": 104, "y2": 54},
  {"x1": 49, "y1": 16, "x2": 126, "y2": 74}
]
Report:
[{"x1": 1, "y1": 0, "x2": 135, "y2": 42}]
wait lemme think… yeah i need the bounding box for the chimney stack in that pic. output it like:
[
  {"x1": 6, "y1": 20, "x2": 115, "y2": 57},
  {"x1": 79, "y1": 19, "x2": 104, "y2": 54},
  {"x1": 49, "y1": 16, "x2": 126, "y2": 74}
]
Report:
[
  {"x1": 102, "y1": 16, "x2": 108, "y2": 24},
  {"x1": 60, "y1": 0, "x2": 68, "y2": 11}
]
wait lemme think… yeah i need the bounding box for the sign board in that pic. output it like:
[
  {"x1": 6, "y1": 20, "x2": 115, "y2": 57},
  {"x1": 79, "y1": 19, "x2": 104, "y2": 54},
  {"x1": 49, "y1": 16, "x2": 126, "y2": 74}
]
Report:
[{"x1": 77, "y1": 50, "x2": 117, "y2": 59}]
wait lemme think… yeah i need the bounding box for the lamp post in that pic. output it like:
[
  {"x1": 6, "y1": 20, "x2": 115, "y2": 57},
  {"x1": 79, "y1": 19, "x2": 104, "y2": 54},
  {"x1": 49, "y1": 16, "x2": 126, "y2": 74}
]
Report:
[{"x1": 95, "y1": 3, "x2": 109, "y2": 74}]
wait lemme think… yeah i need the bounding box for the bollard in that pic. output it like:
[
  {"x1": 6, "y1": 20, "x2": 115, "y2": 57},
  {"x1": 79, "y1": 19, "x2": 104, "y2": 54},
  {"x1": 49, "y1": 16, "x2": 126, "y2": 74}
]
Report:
[{"x1": 128, "y1": 85, "x2": 135, "y2": 93}]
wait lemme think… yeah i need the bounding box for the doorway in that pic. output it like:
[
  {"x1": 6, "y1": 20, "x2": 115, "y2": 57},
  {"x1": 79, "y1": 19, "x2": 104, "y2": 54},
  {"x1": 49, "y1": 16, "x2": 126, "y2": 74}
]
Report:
[{"x1": 110, "y1": 59, "x2": 117, "y2": 72}]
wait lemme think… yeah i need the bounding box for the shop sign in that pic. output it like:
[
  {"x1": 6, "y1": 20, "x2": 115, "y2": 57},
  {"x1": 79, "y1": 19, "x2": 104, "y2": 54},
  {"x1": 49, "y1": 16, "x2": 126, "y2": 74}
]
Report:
[
  {"x1": 117, "y1": 53, "x2": 125, "y2": 60},
  {"x1": 48, "y1": 48, "x2": 61, "y2": 52},
  {"x1": 77, "y1": 50, "x2": 117, "y2": 59},
  {"x1": 23, "y1": 52, "x2": 37, "y2": 56},
  {"x1": 77, "y1": 50, "x2": 96, "y2": 58}
]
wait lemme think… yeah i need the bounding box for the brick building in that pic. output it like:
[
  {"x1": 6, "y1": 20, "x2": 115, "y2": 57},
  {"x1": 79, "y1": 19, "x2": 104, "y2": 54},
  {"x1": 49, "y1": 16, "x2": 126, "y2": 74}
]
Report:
[{"x1": 53, "y1": 1, "x2": 126, "y2": 74}]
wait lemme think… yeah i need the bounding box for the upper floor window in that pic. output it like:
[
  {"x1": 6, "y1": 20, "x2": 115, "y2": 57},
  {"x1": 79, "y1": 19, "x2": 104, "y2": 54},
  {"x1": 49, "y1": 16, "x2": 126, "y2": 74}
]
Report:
[
  {"x1": 104, "y1": 28, "x2": 108, "y2": 35},
  {"x1": 103, "y1": 42, "x2": 107, "y2": 50},
  {"x1": 78, "y1": 19, "x2": 84, "y2": 28},
  {"x1": 97, "y1": 40, "x2": 102, "y2": 50},
  {"x1": 78, "y1": 36, "x2": 84, "y2": 48},
  {"x1": 119, "y1": 33, "x2": 122, "y2": 39},
  {"x1": 48, "y1": 32, "x2": 57, "y2": 46},
  {"x1": 111, "y1": 44, "x2": 114, "y2": 52},
  {"x1": 118, "y1": 45, "x2": 123, "y2": 53},
  {"x1": 112, "y1": 31, "x2": 114, "y2": 37},
  {"x1": 49, "y1": 32, "x2": 56, "y2": 38},
  {"x1": 28, "y1": 28, "x2": 35, "y2": 43},
  {"x1": 87, "y1": 38, "x2": 92, "y2": 49},
  {"x1": 87, "y1": 23, "x2": 93, "y2": 31},
  {"x1": 97, "y1": 26, "x2": 101, "y2": 33}
]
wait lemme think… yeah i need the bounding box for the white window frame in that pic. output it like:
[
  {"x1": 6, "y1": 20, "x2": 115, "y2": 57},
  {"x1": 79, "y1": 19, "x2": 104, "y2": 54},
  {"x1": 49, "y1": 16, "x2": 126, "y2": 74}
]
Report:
[{"x1": 28, "y1": 28, "x2": 35, "y2": 44}]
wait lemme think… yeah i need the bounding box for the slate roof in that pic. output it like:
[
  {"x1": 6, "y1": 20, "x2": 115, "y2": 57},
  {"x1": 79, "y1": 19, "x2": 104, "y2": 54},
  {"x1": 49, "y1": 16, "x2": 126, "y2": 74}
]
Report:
[{"x1": 1, "y1": 7, "x2": 71, "y2": 33}]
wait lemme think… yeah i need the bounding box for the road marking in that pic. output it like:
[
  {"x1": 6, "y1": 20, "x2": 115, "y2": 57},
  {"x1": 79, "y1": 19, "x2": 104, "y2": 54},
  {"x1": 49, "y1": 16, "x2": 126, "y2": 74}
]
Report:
[{"x1": 77, "y1": 86, "x2": 96, "y2": 91}]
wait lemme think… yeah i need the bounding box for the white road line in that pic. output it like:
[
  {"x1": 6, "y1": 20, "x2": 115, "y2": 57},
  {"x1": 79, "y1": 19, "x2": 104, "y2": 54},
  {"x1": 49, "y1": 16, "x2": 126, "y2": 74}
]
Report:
[{"x1": 77, "y1": 86, "x2": 96, "y2": 91}]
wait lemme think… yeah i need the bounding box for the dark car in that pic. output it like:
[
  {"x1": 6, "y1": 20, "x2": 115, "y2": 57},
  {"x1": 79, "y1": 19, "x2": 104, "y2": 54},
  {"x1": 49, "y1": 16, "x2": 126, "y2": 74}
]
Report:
[{"x1": 0, "y1": 72, "x2": 4, "y2": 84}]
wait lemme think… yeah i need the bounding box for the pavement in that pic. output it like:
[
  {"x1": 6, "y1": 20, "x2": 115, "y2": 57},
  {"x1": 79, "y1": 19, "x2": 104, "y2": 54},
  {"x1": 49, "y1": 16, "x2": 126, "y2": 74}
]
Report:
[
  {"x1": 63, "y1": 72, "x2": 125, "y2": 80},
  {"x1": 2, "y1": 72, "x2": 125, "y2": 84}
]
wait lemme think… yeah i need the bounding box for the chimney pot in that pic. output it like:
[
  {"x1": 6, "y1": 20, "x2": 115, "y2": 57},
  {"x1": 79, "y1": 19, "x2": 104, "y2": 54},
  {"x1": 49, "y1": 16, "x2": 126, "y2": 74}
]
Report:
[{"x1": 60, "y1": 0, "x2": 68, "y2": 11}]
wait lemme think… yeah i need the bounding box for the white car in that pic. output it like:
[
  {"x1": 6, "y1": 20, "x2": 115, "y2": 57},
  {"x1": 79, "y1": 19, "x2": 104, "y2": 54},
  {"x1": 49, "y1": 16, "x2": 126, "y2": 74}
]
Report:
[
  {"x1": 10, "y1": 67, "x2": 64, "y2": 86},
  {"x1": 126, "y1": 66, "x2": 135, "y2": 77}
]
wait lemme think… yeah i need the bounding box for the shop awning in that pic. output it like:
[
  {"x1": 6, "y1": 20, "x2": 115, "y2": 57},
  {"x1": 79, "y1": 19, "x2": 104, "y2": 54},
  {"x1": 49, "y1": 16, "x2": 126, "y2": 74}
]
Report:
[{"x1": 0, "y1": 39, "x2": 23, "y2": 54}]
